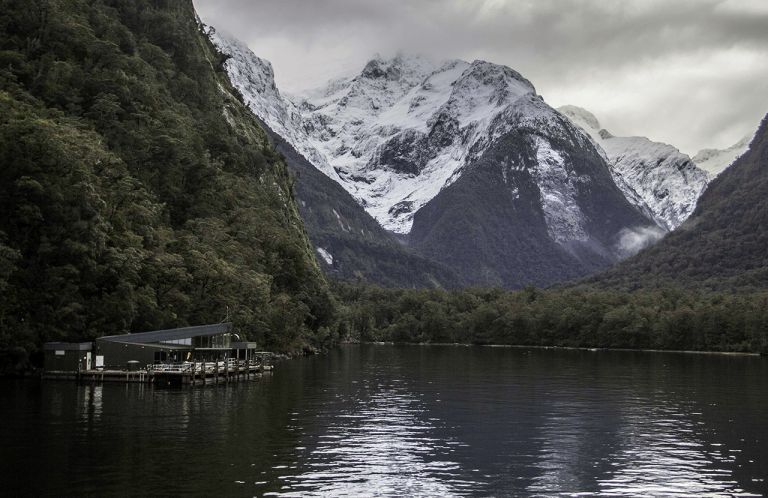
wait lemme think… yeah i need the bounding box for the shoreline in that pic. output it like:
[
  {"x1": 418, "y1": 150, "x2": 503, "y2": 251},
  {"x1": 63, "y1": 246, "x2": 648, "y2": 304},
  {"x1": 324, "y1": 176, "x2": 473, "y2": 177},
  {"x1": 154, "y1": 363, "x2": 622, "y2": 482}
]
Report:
[
  {"x1": 350, "y1": 341, "x2": 764, "y2": 357},
  {"x1": 2, "y1": 341, "x2": 761, "y2": 379}
]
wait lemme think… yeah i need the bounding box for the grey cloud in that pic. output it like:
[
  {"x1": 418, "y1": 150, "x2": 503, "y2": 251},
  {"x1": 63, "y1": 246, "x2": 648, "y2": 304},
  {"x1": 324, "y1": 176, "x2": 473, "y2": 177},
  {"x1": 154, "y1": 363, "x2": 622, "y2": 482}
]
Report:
[{"x1": 194, "y1": 0, "x2": 768, "y2": 153}]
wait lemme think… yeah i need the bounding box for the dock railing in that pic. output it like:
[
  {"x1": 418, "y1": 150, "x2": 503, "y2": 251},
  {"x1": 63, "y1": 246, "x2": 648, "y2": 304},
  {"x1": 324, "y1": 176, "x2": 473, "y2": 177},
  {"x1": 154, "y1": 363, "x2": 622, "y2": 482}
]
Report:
[{"x1": 146, "y1": 359, "x2": 268, "y2": 375}]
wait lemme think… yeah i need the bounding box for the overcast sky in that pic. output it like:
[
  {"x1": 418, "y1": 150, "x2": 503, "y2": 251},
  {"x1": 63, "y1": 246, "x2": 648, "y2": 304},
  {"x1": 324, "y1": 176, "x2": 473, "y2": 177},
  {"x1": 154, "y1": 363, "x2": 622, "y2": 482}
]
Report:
[{"x1": 194, "y1": 0, "x2": 768, "y2": 155}]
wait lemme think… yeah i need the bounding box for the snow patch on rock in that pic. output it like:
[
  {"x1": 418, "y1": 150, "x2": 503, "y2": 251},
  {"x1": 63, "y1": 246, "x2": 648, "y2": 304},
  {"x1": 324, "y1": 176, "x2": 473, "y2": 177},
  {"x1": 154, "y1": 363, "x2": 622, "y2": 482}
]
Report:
[
  {"x1": 315, "y1": 247, "x2": 333, "y2": 265},
  {"x1": 532, "y1": 136, "x2": 589, "y2": 243}
]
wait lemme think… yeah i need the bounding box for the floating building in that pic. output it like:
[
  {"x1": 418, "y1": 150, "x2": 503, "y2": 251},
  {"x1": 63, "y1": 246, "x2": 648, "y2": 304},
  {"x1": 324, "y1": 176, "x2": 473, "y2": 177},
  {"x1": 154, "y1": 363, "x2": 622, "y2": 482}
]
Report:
[{"x1": 43, "y1": 323, "x2": 267, "y2": 383}]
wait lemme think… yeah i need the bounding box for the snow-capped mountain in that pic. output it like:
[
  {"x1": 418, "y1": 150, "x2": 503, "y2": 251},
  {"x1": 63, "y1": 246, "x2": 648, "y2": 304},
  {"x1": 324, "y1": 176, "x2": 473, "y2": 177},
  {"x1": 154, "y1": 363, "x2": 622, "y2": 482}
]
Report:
[
  {"x1": 559, "y1": 106, "x2": 709, "y2": 230},
  {"x1": 693, "y1": 134, "x2": 752, "y2": 177},
  {"x1": 208, "y1": 28, "x2": 462, "y2": 288},
  {"x1": 294, "y1": 57, "x2": 660, "y2": 269},
  {"x1": 209, "y1": 29, "x2": 662, "y2": 287},
  {"x1": 294, "y1": 55, "x2": 545, "y2": 234}
]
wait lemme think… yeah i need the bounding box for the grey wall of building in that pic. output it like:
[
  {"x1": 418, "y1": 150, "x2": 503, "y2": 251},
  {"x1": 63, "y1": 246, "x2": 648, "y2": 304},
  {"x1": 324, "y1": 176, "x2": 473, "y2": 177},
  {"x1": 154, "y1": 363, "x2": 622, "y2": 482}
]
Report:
[
  {"x1": 95, "y1": 340, "x2": 190, "y2": 369},
  {"x1": 44, "y1": 350, "x2": 89, "y2": 372}
]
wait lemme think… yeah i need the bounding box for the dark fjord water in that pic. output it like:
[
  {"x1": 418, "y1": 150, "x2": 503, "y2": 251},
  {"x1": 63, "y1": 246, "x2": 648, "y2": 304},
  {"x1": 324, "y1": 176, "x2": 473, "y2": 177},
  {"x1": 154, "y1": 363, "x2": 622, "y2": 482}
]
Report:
[{"x1": 1, "y1": 345, "x2": 766, "y2": 497}]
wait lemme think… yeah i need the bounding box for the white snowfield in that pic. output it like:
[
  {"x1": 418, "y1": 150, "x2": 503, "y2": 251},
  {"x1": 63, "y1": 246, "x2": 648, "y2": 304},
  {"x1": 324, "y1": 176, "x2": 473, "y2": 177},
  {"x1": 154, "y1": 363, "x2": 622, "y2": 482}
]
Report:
[
  {"x1": 558, "y1": 106, "x2": 709, "y2": 231},
  {"x1": 209, "y1": 28, "x2": 720, "y2": 246},
  {"x1": 692, "y1": 134, "x2": 752, "y2": 177}
]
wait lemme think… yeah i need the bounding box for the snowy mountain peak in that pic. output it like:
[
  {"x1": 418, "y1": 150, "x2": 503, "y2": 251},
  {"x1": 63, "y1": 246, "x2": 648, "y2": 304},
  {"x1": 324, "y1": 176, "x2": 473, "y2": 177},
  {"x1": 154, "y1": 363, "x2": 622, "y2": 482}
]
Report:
[
  {"x1": 558, "y1": 105, "x2": 709, "y2": 230},
  {"x1": 558, "y1": 105, "x2": 601, "y2": 131},
  {"x1": 289, "y1": 55, "x2": 543, "y2": 233},
  {"x1": 208, "y1": 29, "x2": 649, "y2": 248},
  {"x1": 463, "y1": 60, "x2": 536, "y2": 94},
  {"x1": 358, "y1": 53, "x2": 439, "y2": 86},
  {"x1": 693, "y1": 133, "x2": 753, "y2": 176}
]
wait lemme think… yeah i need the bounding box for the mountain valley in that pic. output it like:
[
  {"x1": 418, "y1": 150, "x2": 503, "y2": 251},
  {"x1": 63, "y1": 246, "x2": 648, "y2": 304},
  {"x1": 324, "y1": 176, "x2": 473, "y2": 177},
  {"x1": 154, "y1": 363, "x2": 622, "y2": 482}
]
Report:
[{"x1": 209, "y1": 30, "x2": 731, "y2": 288}]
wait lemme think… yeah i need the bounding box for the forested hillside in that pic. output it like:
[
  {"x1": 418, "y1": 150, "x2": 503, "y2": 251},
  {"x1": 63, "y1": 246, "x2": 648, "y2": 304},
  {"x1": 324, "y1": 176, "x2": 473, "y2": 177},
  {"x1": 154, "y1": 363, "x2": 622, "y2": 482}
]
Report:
[
  {"x1": 0, "y1": 0, "x2": 336, "y2": 369},
  {"x1": 593, "y1": 115, "x2": 768, "y2": 290},
  {"x1": 335, "y1": 283, "x2": 768, "y2": 353}
]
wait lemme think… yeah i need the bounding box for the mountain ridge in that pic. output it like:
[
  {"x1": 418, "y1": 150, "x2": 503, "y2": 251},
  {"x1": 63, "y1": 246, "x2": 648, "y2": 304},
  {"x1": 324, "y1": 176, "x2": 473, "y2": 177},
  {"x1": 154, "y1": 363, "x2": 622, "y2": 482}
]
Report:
[
  {"x1": 558, "y1": 105, "x2": 709, "y2": 231},
  {"x1": 209, "y1": 29, "x2": 462, "y2": 288},
  {"x1": 693, "y1": 133, "x2": 753, "y2": 177},
  {"x1": 592, "y1": 113, "x2": 768, "y2": 290},
  {"x1": 212, "y1": 31, "x2": 717, "y2": 288}
]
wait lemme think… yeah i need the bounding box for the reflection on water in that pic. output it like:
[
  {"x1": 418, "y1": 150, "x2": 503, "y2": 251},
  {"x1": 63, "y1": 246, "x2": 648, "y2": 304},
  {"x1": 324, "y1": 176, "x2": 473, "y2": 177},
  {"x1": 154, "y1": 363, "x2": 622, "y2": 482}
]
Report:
[
  {"x1": 0, "y1": 345, "x2": 766, "y2": 497},
  {"x1": 528, "y1": 398, "x2": 612, "y2": 494},
  {"x1": 598, "y1": 403, "x2": 758, "y2": 497},
  {"x1": 272, "y1": 382, "x2": 478, "y2": 496},
  {"x1": 527, "y1": 391, "x2": 760, "y2": 497}
]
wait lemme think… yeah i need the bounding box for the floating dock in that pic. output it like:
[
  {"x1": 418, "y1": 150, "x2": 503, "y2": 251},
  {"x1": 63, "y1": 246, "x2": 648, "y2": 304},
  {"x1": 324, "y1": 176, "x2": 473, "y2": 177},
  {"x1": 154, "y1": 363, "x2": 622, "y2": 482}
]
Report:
[{"x1": 44, "y1": 359, "x2": 273, "y2": 386}]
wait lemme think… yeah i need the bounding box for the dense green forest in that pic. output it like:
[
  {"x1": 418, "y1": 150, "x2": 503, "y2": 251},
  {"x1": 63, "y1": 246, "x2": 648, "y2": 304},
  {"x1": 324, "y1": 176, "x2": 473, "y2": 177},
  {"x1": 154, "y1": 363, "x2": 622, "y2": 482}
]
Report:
[
  {"x1": 0, "y1": 0, "x2": 338, "y2": 371},
  {"x1": 334, "y1": 283, "x2": 768, "y2": 353}
]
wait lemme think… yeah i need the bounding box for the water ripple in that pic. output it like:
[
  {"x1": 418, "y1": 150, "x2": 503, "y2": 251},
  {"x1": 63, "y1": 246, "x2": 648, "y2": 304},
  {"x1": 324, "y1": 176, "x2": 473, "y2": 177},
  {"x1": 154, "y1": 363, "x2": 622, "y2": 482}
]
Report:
[{"x1": 272, "y1": 387, "x2": 480, "y2": 497}]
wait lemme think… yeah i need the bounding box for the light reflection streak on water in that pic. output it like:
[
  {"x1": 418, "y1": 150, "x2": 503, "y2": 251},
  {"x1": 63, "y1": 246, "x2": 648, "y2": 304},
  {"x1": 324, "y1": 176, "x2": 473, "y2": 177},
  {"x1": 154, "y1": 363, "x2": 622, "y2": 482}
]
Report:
[
  {"x1": 271, "y1": 384, "x2": 479, "y2": 497},
  {"x1": 527, "y1": 390, "x2": 759, "y2": 497},
  {"x1": 597, "y1": 401, "x2": 758, "y2": 497},
  {"x1": 527, "y1": 398, "x2": 607, "y2": 495}
]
